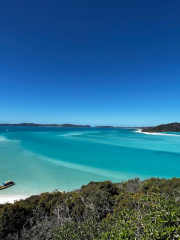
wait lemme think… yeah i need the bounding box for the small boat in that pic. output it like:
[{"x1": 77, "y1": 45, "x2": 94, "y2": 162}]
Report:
[
  {"x1": 0, "y1": 180, "x2": 15, "y2": 190},
  {"x1": 6, "y1": 129, "x2": 9, "y2": 132}
]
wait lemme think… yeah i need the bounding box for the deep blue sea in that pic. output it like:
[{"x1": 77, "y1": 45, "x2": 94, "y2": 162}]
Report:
[{"x1": 1, "y1": 126, "x2": 180, "y2": 197}]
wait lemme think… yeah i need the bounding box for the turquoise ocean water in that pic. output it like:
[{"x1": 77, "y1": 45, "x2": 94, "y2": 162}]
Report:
[{"x1": 0, "y1": 126, "x2": 180, "y2": 197}]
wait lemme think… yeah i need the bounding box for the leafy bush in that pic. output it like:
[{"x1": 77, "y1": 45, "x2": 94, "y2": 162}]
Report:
[{"x1": 1, "y1": 178, "x2": 180, "y2": 239}]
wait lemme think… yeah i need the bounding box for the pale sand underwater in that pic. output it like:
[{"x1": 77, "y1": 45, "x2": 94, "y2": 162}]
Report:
[{"x1": 1, "y1": 127, "x2": 180, "y2": 203}]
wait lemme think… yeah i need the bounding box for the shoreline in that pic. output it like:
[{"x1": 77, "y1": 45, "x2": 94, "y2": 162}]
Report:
[
  {"x1": 135, "y1": 129, "x2": 180, "y2": 137},
  {"x1": 0, "y1": 195, "x2": 28, "y2": 204}
]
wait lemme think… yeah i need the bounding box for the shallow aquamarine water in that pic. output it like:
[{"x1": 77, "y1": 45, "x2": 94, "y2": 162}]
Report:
[{"x1": 0, "y1": 126, "x2": 180, "y2": 197}]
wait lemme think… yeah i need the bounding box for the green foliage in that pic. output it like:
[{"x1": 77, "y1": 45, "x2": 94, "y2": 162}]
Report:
[
  {"x1": 99, "y1": 193, "x2": 180, "y2": 239},
  {"x1": 1, "y1": 178, "x2": 180, "y2": 239},
  {"x1": 142, "y1": 122, "x2": 180, "y2": 132}
]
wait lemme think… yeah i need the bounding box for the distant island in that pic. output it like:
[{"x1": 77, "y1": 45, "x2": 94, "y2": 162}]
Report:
[
  {"x1": 95, "y1": 126, "x2": 141, "y2": 129},
  {"x1": 142, "y1": 122, "x2": 180, "y2": 133},
  {"x1": 0, "y1": 123, "x2": 91, "y2": 128},
  {"x1": 2, "y1": 122, "x2": 180, "y2": 132},
  {"x1": 0, "y1": 123, "x2": 143, "y2": 129}
]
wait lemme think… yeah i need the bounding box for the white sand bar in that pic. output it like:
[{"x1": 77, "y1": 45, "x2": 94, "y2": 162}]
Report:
[{"x1": 135, "y1": 129, "x2": 180, "y2": 137}]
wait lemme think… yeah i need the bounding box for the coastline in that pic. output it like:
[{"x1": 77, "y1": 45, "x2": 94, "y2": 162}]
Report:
[
  {"x1": 0, "y1": 195, "x2": 28, "y2": 204},
  {"x1": 1, "y1": 128, "x2": 180, "y2": 205},
  {"x1": 135, "y1": 129, "x2": 180, "y2": 137}
]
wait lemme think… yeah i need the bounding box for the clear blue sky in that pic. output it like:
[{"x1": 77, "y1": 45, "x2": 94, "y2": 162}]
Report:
[{"x1": 0, "y1": 0, "x2": 180, "y2": 126}]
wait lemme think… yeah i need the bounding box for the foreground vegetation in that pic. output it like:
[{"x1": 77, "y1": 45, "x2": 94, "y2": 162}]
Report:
[{"x1": 1, "y1": 177, "x2": 180, "y2": 239}]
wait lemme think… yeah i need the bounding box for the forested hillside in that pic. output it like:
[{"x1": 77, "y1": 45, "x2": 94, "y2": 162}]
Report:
[
  {"x1": 142, "y1": 122, "x2": 180, "y2": 132},
  {"x1": 1, "y1": 177, "x2": 180, "y2": 239}
]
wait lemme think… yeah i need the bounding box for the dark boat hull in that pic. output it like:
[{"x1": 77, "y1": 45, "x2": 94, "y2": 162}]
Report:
[{"x1": 0, "y1": 183, "x2": 15, "y2": 190}]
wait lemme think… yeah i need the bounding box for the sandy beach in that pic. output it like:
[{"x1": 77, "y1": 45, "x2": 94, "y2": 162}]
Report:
[
  {"x1": 0, "y1": 195, "x2": 28, "y2": 204},
  {"x1": 136, "y1": 129, "x2": 180, "y2": 137}
]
